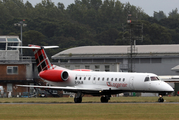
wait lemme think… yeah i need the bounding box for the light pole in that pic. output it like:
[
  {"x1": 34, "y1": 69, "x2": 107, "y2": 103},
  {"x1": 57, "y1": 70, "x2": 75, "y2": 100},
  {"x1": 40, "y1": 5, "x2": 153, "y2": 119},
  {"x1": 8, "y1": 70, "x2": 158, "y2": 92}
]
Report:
[{"x1": 14, "y1": 20, "x2": 27, "y2": 56}]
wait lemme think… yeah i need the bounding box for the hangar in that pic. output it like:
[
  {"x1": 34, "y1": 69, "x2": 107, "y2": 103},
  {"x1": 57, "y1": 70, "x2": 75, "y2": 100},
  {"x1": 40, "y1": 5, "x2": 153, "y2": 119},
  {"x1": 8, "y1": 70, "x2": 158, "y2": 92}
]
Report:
[{"x1": 52, "y1": 44, "x2": 179, "y2": 76}]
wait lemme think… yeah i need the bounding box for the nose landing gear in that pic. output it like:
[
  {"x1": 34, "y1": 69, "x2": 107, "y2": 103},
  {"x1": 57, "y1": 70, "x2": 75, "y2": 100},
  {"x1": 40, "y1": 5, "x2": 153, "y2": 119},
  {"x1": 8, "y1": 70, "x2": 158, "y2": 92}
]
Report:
[{"x1": 100, "y1": 95, "x2": 111, "y2": 103}]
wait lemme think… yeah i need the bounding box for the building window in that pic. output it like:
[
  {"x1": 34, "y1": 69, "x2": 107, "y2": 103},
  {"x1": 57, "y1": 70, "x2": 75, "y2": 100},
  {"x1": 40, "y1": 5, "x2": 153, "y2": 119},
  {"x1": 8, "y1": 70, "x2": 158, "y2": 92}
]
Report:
[
  {"x1": 7, "y1": 66, "x2": 18, "y2": 74},
  {"x1": 65, "y1": 65, "x2": 70, "y2": 69},
  {"x1": 7, "y1": 84, "x2": 12, "y2": 92},
  {"x1": 82, "y1": 59, "x2": 92, "y2": 63},
  {"x1": 75, "y1": 65, "x2": 80, "y2": 69},
  {"x1": 95, "y1": 65, "x2": 100, "y2": 71},
  {"x1": 140, "y1": 58, "x2": 150, "y2": 63},
  {"x1": 134, "y1": 58, "x2": 139, "y2": 64},
  {"x1": 0, "y1": 43, "x2": 6, "y2": 50},
  {"x1": 105, "y1": 65, "x2": 110, "y2": 72},
  {"x1": 7, "y1": 43, "x2": 19, "y2": 50},
  {"x1": 93, "y1": 59, "x2": 104, "y2": 63},
  {"x1": 151, "y1": 58, "x2": 161, "y2": 63},
  {"x1": 85, "y1": 65, "x2": 90, "y2": 69}
]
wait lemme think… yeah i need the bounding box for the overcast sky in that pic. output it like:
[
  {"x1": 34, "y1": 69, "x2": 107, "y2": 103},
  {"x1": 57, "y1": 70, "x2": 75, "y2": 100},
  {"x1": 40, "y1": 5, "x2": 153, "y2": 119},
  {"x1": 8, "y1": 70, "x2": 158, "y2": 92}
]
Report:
[{"x1": 25, "y1": 0, "x2": 179, "y2": 16}]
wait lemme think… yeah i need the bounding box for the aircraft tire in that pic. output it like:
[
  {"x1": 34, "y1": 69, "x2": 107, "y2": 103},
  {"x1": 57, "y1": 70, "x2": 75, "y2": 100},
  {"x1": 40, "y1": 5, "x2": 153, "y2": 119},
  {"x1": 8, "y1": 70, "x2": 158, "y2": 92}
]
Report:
[{"x1": 101, "y1": 97, "x2": 108, "y2": 103}]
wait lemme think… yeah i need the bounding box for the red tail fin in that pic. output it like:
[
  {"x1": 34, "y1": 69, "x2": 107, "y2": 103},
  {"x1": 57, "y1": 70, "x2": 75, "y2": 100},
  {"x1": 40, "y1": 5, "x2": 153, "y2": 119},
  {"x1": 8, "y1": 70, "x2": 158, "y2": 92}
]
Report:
[
  {"x1": 29, "y1": 45, "x2": 52, "y2": 73},
  {"x1": 9, "y1": 44, "x2": 59, "y2": 73}
]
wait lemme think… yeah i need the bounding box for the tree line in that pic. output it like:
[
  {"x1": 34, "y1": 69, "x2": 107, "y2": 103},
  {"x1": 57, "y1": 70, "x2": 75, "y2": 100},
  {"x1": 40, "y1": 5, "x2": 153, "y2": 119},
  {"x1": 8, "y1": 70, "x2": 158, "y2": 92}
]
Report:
[{"x1": 0, "y1": 0, "x2": 179, "y2": 56}]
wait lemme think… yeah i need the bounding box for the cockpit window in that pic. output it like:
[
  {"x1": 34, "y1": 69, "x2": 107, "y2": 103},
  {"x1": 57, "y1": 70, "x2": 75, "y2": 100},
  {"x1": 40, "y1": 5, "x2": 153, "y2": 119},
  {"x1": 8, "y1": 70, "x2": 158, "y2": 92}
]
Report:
[
  {"x1": 150, "y1": 76, "x2": 159, "y2": 81},
  {"x1": 144, "y1": 77, "x2": 149, "y2": 82}
]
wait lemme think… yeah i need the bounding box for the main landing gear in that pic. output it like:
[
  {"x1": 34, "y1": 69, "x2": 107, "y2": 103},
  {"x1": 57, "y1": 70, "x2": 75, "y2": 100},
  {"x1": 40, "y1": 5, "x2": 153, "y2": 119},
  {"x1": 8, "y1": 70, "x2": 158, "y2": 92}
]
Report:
[
  {"x1": 100, "y1": 95, "x2": 111, "y2": 103},
  {"x1": 74, "y1": 91, "x2": 82, "y2": 103},
  {"x1": 74, "y1": 92, "x2": 111, "y2": 103},
  {"x1": 158, "y1": 95, "x2": 164, "y2": 102}
]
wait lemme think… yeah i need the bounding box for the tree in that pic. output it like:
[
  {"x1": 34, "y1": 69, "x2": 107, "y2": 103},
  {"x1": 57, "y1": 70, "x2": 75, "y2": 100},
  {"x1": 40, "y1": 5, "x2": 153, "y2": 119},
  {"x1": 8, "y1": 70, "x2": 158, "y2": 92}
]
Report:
[
  {"x1": 57, "y1": 2, "x2": 65, "y2": 11},
  {"x1": 96, "y1": 28, "x2": 119, "y2": 45},
  {"x1": 148, "y1": 23, "x2": 172, "y2": 44},
  {"x1": 169, "y1": 8, "x2": 179, "y2": 18},
  {"x1": 24, "y1": 1, "x2": 34, "y2": 18},
  {"x1": 153, "y1": 11, "x2": 167, "y2": 21},
  {"x1": 23, "y1": 30, "x2": 46, "y2": 46},
  {"x1": 0, "y1": 0, "x2": 178, "y2": 51},
  {"x1": 22, "y1": 30, "x2": 46, "y2": 55}
]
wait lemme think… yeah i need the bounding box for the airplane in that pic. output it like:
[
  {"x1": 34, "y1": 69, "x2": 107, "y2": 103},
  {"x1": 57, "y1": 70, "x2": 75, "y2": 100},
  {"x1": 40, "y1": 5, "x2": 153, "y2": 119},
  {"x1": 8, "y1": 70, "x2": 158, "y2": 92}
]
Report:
[{"x1": 10, "y1": 45, "x2": 174, "y2": 103}]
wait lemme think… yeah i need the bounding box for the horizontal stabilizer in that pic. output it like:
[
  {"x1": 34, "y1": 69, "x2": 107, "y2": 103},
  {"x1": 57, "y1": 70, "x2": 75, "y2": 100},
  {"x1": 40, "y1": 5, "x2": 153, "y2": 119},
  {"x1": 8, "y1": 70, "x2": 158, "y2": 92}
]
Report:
[{"x1": 9, "y1": 46, "x2": 59, "y2": 49}]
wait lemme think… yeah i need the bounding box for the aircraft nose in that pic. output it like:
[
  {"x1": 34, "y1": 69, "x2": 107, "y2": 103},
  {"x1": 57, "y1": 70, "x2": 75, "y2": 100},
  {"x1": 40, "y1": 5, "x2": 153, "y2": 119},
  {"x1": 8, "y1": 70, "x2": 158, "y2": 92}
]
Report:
[{"x1": 160, "y1": 82, "x2": 174, "y2": 93}]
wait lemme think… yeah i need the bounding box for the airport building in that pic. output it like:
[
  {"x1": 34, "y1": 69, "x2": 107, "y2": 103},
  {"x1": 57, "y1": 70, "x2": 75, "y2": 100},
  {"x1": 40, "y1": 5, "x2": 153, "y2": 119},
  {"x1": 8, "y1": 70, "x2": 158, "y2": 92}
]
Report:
[
  {"x1": 0, "y1": 36, "x2": 40, "y2": 97},
  {"x1": 0, "y1": 36, "x2": 62, "y2": 97}
]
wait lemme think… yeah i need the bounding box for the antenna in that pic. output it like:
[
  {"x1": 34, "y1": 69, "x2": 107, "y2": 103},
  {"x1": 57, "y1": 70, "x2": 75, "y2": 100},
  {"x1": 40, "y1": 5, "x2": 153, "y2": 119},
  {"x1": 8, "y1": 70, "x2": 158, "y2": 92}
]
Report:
[{"x1": 122, "y1": 12, "x2": 143, "y2": 72}]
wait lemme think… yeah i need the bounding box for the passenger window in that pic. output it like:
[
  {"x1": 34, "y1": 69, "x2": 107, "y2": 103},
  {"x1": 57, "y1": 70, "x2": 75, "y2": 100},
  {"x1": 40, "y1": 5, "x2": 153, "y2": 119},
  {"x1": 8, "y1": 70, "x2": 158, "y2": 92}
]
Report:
[
  {"x1": 123, "y1": 78, "x2": 125, "y2": 82},
  {"x1": 79, "y1": 77, "x2": 81, "y2": 80},
  {"x1": 115, "y1": 78, "x2": 117, "y2": 81},
  {"x1": 144, "y1": 77, "x2": 149, "y2": 82},
  {"x1": 111, "y1": 78, "x2": 113, "y2": 81},
  {"x1": 93, "y1": 77, "x2": 96, "y2": 80},
  {"x1": 98, "y1": 77, "x2": 100, "y2": 81},
  {"x1": 107, "y1": 78, "x2": 109, "y2": 81},
  {"x1": 119, "y1": 78, "x2": 121, "y2": 81},
  {"x1": 102, "y1": 78, "x2": 104, "y2": 81},
  {"x1": 75, "y1": 77, "x2": 77, "y2": 80},
  {"x1": 84, "y1": 77, "x2": 86, "y2": 80},
  {"x1": 88, "y1": 77, "x2": 90, "y2": 80}
]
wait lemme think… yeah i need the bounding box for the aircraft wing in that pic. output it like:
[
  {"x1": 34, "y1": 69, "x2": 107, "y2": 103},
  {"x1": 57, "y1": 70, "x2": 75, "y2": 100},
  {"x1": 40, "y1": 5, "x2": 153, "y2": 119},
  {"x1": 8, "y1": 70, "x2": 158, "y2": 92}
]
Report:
[{"x1": 17, "y1": 85, "x2": 103, "y2": 91}]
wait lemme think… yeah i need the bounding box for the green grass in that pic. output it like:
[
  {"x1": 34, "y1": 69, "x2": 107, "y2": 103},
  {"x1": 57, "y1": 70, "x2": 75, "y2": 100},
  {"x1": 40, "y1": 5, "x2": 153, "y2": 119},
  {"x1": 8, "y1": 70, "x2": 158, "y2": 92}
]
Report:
[
  {"x1": 0, "y1": 103, "x2": 179, "y2": 120},
  {"x1": 0, "y1": 96, "x2": 178, "y2": 103},
  {"x1": 0, "y1": 97, "x2": 179, "y2": 120}
]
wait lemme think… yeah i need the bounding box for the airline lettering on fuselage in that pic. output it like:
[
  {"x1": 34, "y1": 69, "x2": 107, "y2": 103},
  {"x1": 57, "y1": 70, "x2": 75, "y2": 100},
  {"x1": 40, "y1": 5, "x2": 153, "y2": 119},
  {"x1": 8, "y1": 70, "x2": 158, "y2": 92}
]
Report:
[{"x1": 106, "y1": 82, "x2": 127, "y2": 88}]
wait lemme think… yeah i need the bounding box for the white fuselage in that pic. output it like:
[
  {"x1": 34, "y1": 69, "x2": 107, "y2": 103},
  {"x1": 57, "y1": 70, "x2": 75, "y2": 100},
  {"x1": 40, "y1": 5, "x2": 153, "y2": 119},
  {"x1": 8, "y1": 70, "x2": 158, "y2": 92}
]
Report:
[{"x1": 43, "y1": 69, "x2": 173, "y2": 95}]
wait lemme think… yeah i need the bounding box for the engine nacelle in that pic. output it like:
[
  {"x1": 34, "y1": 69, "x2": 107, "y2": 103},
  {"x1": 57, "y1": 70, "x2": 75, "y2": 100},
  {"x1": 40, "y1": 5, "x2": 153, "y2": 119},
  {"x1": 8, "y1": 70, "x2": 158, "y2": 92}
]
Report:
[{"x1": 39, "y1": 69, "x2": 69, "y2": 82}]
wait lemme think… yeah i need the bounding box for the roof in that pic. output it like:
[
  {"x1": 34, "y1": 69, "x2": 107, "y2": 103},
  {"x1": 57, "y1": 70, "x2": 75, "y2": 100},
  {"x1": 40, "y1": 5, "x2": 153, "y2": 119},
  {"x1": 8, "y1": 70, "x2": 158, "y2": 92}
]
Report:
[
  {"x1": 171, "y1": 65, "x2": 179, "y2": 71},
  {"x1": 0, "y1": 36, "x2": 21, "y2": 43},
  {"x1": 52, "y1": 44, "x2": 179, "y2": 59}
]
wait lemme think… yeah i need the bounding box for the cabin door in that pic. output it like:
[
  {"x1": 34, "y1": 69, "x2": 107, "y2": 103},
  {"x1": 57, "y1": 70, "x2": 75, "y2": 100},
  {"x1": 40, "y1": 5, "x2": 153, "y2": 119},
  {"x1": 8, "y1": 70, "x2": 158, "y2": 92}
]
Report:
[{"x1": 129, "y1": 76, "x2": 134, "y2": 89}]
